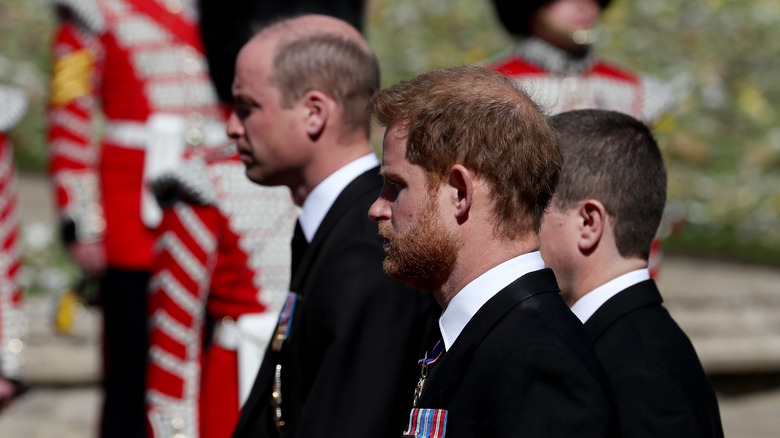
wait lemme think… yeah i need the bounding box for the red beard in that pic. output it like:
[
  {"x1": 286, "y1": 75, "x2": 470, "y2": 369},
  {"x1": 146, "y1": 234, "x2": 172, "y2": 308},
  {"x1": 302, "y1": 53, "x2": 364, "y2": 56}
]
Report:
[{"x1": 377, "y1": 195, "x2": 459, "y2": 293}]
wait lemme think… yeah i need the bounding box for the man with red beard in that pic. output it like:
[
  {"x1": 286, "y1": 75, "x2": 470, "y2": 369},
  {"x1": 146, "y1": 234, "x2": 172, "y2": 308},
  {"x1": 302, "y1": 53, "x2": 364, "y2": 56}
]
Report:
[{"x1": 368, "y1": 65, "x2": 619, "y2": 438}]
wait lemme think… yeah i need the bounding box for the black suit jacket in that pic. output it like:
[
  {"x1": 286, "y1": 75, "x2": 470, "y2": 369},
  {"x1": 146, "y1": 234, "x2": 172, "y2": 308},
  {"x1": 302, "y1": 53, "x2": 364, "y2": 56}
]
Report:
[
  {"x1": 585, "y1": 279, "x2": 724, "y2": 437},
  {"x1": 232, "y1": 167, "x2": 440, "y2": 438},
  {"x1": 416, "y1": 269, "x2": 619, "y2": 438}
]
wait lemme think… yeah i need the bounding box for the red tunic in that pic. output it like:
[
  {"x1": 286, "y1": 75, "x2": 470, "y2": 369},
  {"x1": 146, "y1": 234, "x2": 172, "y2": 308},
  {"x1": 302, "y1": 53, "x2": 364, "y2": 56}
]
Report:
[
  {"x1": 145, "y1": 147, "x2": 298, "y2": 438},
  {"x1": 0, "y1": 86, "x2": 26, "y2": 382},
  {"x1": 490, "y1": 38, "x2": 674, "y2": 124},
  {"x1": 490, "y1": 38, "x2": 674, "y2": 278},
  {"x1": 48, "y1": 0, "x2": 227, "y2": 270}
]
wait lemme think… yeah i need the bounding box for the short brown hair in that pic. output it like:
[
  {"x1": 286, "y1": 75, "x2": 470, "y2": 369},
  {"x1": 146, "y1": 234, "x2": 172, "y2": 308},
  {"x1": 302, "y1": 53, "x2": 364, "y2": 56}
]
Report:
[
  {"x1": 270, "y1": 32, "x2": 380, "y2": 135},
  {"x1": 549, "y1": 110, "x2": 667, "y2": 260},
  {"x1": 369, "y1": 65, "x2": 561, "y2": 239}
]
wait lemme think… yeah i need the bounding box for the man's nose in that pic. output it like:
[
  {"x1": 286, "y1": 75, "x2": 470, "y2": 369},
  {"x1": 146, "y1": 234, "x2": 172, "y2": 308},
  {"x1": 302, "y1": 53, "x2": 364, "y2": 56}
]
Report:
[
  {"x1": 368, "y1": 197, "x2": 389, "y2": 223},
  {"x1": 226, "y1": 111, "x2": 243, "y2": 139}
]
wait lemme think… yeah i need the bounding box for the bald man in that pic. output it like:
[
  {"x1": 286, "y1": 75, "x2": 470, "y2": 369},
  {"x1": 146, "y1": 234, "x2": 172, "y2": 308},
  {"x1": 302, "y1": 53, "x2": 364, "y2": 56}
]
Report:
[{"x1": 227, "y1": 15, "x2": 439, "y2": 438}]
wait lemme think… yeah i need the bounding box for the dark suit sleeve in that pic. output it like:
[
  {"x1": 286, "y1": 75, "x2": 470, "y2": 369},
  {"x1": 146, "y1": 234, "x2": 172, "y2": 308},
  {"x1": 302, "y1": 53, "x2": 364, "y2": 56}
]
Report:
[
  {"x1": 296, "y1": 234, "x2": 434, "y2": 438},
  {"x1": 609, "y1": 367, "x2": 698, "y2": 438},
  {"x1": 476, "y1": 345, "x2": 616, "y2": 437}
]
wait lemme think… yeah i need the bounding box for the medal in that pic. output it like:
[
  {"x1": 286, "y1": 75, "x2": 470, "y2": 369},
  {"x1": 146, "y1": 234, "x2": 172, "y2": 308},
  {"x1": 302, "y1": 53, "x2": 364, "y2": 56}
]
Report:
[
  {"x1": 412, "y1": 340, "x2": 444, "y2": 408},
  {"x1": 272, "y1": 364, "x2": 285, "y2": 428},
  {"x1": 270, "y1": 292, "x2": 298, "y2": 429},
  {"x1": 403, "y1": 408, "x2": 449, "y2": 438},
  {"x1": 272, "y1": 292, "x2": 298, "y2": 352}
]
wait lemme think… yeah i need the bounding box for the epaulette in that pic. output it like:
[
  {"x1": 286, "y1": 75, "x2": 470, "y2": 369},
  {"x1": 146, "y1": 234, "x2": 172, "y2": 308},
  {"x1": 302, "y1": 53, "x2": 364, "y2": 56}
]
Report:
[
  {"x1": 152, "y1": 156, "x2": 219, "y2": 208},
  {"x1": 53, "y1": 0, "x2": 106, "y2": 33},
  {"x1": 0, "y1": 85, "x2": 28, "y2": 132}
]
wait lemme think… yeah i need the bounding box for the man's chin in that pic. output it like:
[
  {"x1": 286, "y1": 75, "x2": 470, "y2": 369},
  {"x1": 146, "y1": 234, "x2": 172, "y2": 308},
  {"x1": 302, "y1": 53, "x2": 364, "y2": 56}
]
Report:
[
  {"x1": 382, "y1": 258, "x2": 436, "y2": 294},
  {"x1": 245, "y1": 169, "x2": 280, "y2": 187}
]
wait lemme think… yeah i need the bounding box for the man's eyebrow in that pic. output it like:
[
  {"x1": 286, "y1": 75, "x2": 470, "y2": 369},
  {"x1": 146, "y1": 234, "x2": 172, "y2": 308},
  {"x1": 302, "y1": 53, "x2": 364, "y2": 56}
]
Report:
[{"x1": 378, "y1": 168, "x2": 401, "y2": 180}]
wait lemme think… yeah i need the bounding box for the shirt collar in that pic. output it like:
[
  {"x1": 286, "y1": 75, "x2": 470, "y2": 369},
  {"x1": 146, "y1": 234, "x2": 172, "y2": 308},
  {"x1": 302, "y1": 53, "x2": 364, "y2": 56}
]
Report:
[
  {"x1": 298, "y1": 153, "x2": 379, "y2": 242},
  {"x1": 570, "y1": 268, "x2": 650, "y2": 324},
  {"x1": 515, "y1": 37, "x2": 597, "y2": 75},
  {"x1": 439, "y1": 251, "x2": 546, "y2": 351}
]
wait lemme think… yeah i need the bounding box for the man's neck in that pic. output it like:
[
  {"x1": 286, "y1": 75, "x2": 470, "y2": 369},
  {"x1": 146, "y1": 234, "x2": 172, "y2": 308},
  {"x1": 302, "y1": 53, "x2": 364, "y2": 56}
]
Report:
[
  {"x1": 566, "y1": 256, "x2": 648, "y2": 306},
  {"x1": 291, "y1": 137, "x2": 373, "y2": 206},
  {"x1": 296, "y1": 152, "x2": 378, "y2": 241},
  {"x1": 436, "y1": 233, "x2": 540, "y2": 309}
]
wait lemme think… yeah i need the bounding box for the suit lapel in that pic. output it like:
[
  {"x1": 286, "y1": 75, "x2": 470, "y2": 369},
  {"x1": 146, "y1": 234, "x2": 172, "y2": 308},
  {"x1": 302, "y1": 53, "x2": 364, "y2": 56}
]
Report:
[
  {"x1": 289, "y1": 166, "x2": 381, "y2": 291},
  {"x1": 237, "y1": 167, "x2": 381, "y2": 436},
  {"x1": 584, "y1": 280, "x2": 663, "y2": 342},
  {"x1": 421, "y1": 269, "x2": 560, "y2": 405}
]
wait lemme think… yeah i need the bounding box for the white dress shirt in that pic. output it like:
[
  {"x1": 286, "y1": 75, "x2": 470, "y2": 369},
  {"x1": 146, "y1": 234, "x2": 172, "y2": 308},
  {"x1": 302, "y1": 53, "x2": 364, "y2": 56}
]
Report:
[
  {"x1": 570, "y1": 268, "x2": 651, "y2": 324},
  {"x1": 439, "y1": 251, "x2": 547, "y2": 350},
  {"x1": 297, "y1": 153, "x2": 379, "y2": 242}
]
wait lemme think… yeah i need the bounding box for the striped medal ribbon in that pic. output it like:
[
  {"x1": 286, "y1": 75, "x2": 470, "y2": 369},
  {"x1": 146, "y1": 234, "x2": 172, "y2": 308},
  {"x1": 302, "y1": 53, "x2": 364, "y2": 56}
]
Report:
[{"x1": 403, "y1": 408, "x2": 448, "y2": 438}]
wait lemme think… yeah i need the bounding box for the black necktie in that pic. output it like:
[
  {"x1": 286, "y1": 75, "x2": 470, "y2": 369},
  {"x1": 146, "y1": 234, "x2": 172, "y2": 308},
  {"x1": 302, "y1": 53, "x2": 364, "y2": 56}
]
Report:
[{"x1": 291, "y1": 220, "x2": 308, "y2": 278}]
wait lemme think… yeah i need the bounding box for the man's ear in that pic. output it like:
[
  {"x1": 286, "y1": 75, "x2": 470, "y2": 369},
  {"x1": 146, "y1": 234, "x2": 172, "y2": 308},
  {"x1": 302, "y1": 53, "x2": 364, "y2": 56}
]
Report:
[
  {"x1": 577, "y1": 199, "x2": 606, "y2": 254},
  {"x1": 302, "y1": 90, "x2": 331, "y2": 140},
  {"x1": 448, "y1": 164, "x2": 473, "y2": 222}
]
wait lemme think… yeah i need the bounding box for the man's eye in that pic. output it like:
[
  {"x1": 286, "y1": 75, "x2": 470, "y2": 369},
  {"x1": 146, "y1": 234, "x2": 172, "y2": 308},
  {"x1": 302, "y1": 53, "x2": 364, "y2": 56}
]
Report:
[
  {"x1": 233, "y1": 102, "x2": 253, "y2": 119},
  {"x1": 383, "y1": 180, "x2": 402, "y2": 201}
]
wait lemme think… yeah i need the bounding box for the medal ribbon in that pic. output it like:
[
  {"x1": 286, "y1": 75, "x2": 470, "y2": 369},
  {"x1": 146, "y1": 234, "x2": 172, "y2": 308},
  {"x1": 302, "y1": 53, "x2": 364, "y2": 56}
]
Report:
[
  {"x1": 413, "y1": 340, "x2": 444, "y2": 408},
  {"x1": 418, "y1": 339, "x2": 444, "y2": 367},
  {"x1": 272, "y1": 292, "x2": 298, "y2": 352},
  {"x1": 404, "y1": 408, "x2": 449, "y2": 438},
  {"x1": 278, "y1": 292, "x2": 297, "y2": 339},
  {"x1": 271, "y1": 292, "x2": 298, "y2": 428}
]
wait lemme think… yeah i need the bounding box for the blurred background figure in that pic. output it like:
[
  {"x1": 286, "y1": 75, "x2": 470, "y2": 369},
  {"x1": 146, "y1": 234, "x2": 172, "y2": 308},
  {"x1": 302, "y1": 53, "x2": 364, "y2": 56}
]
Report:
[
  {"x1": 45, "y1": 1, "x2": 294, "y2": 437},
  {"x1": 145, "y1": 144, "x2": 297, "y2": 438},
  {"x1": 200, "y1": 0, "x2": 367, "y2": 105},
  {"x1": 488, "y1": 0, "x2": 675, "y2": 278},
  {"x1": 489, "y1": 0, "x2": 675, "y2": 123},
  {"x1": 0, "y1": 85, "x2": 28, "y2": 413}
]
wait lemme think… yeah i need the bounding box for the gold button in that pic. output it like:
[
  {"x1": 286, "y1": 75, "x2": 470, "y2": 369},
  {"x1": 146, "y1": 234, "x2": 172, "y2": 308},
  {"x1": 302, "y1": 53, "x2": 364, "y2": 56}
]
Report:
[
  {"x1": 182, "y1": 56, "x2": 200, "y2": 76},
  {"x1": 171, "y1": 416, "x2": 185, "y2": 429},
  {"x1": 185, "y1": 127, "x2": 204, "y2": 146},
  {"x1": 8, "y1": 339, "x2": 23, "y2": 354}
]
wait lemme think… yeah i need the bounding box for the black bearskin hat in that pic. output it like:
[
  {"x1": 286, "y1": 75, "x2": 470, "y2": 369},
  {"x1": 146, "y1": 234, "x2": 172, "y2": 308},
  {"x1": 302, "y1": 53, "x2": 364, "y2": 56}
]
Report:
[
  {"x1": 200, "y1": 0, "x2": 367, "y2": 104},
  {"x1": 491, "y1": 0, "x2": 612, "y2": 36}
]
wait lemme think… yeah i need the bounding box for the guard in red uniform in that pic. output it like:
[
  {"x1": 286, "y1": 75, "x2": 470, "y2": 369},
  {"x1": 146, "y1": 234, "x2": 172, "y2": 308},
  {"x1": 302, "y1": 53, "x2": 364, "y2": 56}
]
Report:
[
  {"x1": 48, "y1": 1, "x2": 236, "y2": 436},
  {"x1": 489, "y1": 0, "x2": 674, "y2": 277},
  {"x1": 0, "y1": 85, "x2": 27, "y2": 411},
  {"x1": 146, "y1": 146, "x2": 297, "y2": 438}
]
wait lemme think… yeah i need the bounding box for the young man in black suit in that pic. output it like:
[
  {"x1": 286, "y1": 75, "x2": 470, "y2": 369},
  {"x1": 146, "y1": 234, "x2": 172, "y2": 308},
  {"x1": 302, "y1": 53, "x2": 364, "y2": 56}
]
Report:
[
  {"x1": 368, "y1": 66, "x2": 619, "y2": 438},
  {"x1": 227, "y1": 15, "x2": 439, "y2": 438},
  {"x1": 541, "y1": 109, "x2": 724, "y2": 437}
]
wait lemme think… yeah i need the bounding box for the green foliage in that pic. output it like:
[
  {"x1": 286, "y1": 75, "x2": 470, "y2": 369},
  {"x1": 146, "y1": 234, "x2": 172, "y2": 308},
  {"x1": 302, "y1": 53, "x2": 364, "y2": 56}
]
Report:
[
  {"x1": 2, "y1": 0, "x2": 779, "y2": 261},
  {"x1": 0, "y1": 0, "x2": 55, "y2": 171},
  {"x1": 366, "y1": 0, "x2": 513, "y2": 87},
  {"x1": 367, "y1": 0, "x2": 780, "y2": 263}
]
